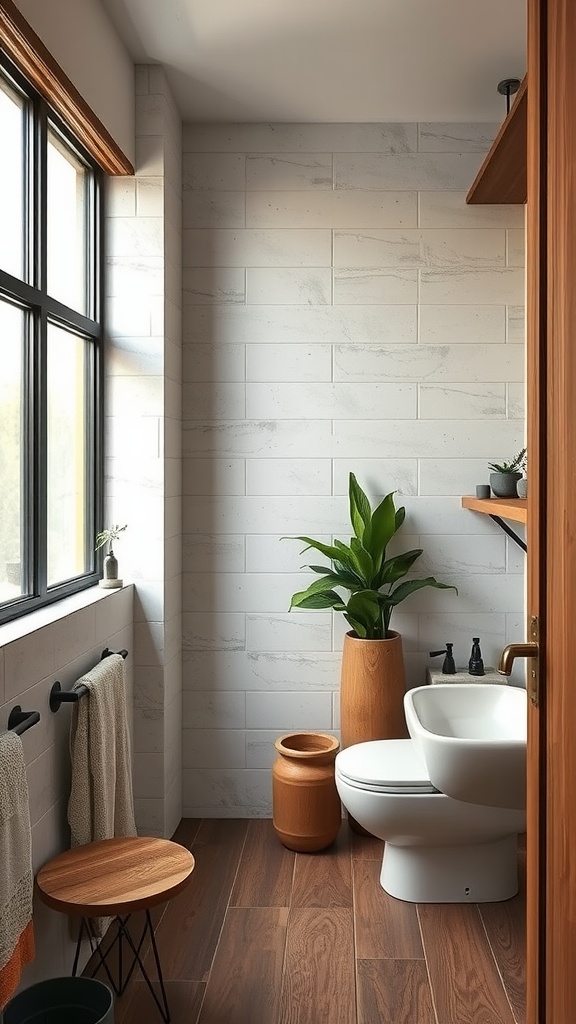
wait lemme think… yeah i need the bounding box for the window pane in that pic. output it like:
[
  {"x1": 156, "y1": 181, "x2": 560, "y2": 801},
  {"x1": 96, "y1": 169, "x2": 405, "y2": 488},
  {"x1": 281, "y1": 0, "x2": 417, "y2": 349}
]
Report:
[
  {"x1": 0, "y1": 300, "x2": 26, "y2": 603},
  {"x1": 47, "y1": 323, "x2": 89, "y2": 586},
  {"x1": 0, "y1": 76, "x2": 26, "y2": 280},
  {"x1": 47, "y1": 127, "x2": 88, "y2": 314}
]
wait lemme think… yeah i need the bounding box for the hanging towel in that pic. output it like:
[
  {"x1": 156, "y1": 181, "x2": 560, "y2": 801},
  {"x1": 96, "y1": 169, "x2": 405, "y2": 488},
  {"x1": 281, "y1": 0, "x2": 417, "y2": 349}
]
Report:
[
  {"x1": 68, "y1": 653, "x2": 137, "y2": 848},
  {"x1": 0, "y1": 731, "x2": 35, "y2": 1010}
]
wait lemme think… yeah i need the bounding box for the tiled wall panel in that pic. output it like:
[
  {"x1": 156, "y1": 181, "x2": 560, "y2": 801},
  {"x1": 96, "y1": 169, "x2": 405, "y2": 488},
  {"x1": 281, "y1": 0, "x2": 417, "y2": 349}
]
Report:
[
  {"x1": 106, "y1": 66, "x2": 182, "y2": 838},
  {"x1": 0, "y1": 588, "x2": 133, "y2": 986},
  {"x1": 181, "y1": 121, "x2": 526, "y2": 816}
]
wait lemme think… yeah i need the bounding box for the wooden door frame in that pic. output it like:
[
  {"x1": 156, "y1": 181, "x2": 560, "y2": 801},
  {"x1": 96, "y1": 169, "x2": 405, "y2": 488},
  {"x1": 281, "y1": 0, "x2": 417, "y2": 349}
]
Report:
[
  {"x1": 527, "y1": 0, "x2": 576, "y2": 1019},
  {"x1": 526, "y1": 0, "x2": 546, "y2": 1019}
]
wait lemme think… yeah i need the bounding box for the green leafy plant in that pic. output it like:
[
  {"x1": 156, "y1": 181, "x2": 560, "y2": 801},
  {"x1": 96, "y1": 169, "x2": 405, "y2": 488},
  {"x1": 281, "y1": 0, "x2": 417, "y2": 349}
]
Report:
[
  {"x1": 488, "y1": 448, "x2": 526, "y2": 474},
  {"x1": 95, "y1": 523, "x2": 127, "y2": 553},
  {"x1": 286, "y1": 474, "x2": 457, "y2": 640}
]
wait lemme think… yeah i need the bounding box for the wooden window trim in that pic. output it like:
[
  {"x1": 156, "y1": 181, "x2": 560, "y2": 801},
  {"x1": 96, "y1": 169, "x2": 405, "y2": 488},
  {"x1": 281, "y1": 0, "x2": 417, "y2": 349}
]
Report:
[{"x1": 0, "y1": 0, "x2": 134, "y2": 175}]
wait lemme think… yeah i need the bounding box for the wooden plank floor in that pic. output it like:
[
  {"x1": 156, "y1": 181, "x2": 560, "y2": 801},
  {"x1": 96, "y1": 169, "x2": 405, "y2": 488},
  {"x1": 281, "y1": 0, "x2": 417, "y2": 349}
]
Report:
[{"x1": 90, "y1": 819, "x2": 525, "y2": 1024}]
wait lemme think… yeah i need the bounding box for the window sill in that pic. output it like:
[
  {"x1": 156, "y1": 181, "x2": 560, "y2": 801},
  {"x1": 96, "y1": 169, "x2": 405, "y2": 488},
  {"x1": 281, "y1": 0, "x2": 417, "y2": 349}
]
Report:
[{"x1": 0, "y1": 582, "x2": 133, "y2": 650}]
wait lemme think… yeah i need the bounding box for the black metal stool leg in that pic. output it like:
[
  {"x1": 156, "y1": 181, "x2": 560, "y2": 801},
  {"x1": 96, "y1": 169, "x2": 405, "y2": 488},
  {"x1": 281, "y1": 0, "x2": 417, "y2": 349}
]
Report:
[
  {"x1": 117, "y1": 910, "x2": 171, "y2": 1023},
  {"x1": 118, "y1": 914, "x2": 123, "y2": 993},
  {"x1": 71, "y1": 911, "x2": 171, "y2": 1022},
  {"x1": 71, "y1": 918, "x2": 91, "y2": 977},
  {"x1": 145, "y1": 909, "x2": 171, "y2": 1024},
  {"x1": 84, "y1": 918, "x2": 123, "y2": 996}
]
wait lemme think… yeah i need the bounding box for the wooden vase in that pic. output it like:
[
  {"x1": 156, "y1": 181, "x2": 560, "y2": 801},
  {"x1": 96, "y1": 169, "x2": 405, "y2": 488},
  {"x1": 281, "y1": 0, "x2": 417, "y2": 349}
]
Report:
[
  {"x1": 272, "y1": 732, "x2": 341, "y2": 852},
  {"x1": 340, "y1": 630, "x2": 409, "y2": 749},
  {"x1": 340, "y1": 631, "x2": 408, "y2": 835}
]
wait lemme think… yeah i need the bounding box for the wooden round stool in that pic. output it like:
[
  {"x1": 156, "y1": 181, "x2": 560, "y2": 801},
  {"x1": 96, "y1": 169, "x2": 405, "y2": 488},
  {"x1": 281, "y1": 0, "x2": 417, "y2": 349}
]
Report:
[{"x1": 36, "y1": 837, "x2": 195, "y2": 1023}]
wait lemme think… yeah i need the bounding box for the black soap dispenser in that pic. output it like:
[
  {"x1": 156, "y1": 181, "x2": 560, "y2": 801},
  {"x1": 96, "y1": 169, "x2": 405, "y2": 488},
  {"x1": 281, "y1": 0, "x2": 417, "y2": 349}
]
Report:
[
  {"x1": 429, "y1": 643, "x2": 457, "y2": 675},
  {"x1": 468, "y1": 637, "x2": 485, "y2": 676}
]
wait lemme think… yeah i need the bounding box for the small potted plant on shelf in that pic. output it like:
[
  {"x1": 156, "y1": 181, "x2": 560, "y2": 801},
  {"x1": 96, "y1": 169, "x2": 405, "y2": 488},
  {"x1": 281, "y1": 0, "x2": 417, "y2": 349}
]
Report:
[
  {"x1": 488, "y1": 448, "x2": 526, "y2": 498},
  {"x1": 95, "y1": 523, "x2": 127, "y2": 589},
  {"x1": 285, "y1": 474, "x2": 457, "y2": 752}
]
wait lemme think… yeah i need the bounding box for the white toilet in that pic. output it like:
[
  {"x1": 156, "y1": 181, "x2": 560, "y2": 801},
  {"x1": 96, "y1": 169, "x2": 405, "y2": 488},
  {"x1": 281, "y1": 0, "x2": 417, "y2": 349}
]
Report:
[{"x1": 335, "y1": 737, "x2": 526, "y2": 903}]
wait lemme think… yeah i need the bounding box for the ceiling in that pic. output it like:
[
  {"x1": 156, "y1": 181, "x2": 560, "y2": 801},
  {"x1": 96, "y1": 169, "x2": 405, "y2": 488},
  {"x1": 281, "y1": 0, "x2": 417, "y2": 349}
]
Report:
[{"x1": 99, "y1": 0, "x2": 526, "y2": 124}]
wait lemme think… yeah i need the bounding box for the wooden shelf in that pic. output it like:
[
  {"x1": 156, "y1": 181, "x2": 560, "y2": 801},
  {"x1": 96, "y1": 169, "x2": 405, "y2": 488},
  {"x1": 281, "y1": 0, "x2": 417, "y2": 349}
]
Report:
[
  {"x1": 466, "y1": 76, "x2": 527, "y2": 205},
  {"x1": 461, "y1": 495, "x2": 527, "y2": 524}
]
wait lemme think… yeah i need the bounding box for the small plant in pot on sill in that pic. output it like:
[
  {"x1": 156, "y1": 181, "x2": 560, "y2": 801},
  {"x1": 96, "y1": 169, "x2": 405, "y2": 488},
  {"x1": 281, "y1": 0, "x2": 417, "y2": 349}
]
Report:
[
  {"x1": 285, "y1": 473, "x2": 457, "y2": 753},
  {"x1": 95, "y1": 523, "x2": 127, "y2": 589},
  {"x1": 488, "y1": 448, "x2": 526, "y2": 498}
]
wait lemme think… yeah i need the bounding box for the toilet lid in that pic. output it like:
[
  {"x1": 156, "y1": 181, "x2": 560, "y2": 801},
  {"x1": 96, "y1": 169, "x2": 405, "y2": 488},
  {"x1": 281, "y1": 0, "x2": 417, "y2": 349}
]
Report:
[{"x1": 336, "y1": 739, "x2": 438, "y2": 794}]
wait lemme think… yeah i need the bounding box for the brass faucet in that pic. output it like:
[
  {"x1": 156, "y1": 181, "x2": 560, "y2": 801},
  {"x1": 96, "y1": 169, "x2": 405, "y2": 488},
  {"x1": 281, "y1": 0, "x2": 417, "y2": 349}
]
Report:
[
  {"x1": 498, "y1": 642, "x2": 539, "y2": 675},
  {"x1": 499, "y1": 618, "x2": 541, "y2": 705}
]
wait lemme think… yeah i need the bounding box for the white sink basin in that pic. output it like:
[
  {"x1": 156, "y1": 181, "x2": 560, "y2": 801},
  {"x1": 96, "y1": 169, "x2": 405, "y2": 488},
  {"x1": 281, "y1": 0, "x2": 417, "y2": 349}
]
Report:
[{"x1": 404, "y1": 683, "x2": 527, "y2": 810}]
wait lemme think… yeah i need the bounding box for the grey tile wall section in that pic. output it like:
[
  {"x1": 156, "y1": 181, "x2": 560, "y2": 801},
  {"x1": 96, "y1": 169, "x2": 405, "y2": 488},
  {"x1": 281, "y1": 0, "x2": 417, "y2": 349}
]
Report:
[
  {"x1": 105, "y1": 66, "x2": 182, "y2": 839},
  {"x1": 0, "y1": 587, "x2": 133, "y2": 987},
  {"x1": 181, "y1": 120, "x2": 526, "y2": 817}
]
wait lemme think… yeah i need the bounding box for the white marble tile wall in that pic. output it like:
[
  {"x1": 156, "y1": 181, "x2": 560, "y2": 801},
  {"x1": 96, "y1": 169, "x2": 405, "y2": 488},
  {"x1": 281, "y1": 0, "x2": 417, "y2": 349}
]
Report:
[
  {"x1": 0, "y1": 587, "x2": 133, "y2": 987},
  {"x1": 181, "y1": 121, "x2": 526, "y2": 817},
  {"x1": 106, "y1": 66, "x2": 182, "y2": 839}
]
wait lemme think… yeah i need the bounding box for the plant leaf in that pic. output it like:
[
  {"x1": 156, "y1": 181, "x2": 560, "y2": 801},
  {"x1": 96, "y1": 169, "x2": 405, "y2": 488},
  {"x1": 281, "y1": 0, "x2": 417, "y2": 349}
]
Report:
[
  {"x1": 386, "y1": 577, "x2": 458, "y2": 607},
  {"x1": 289, "y1": 588, "x2": 343, "y2": 610},
  {"x1": 291, "y1": 536, "x2": 358, "y2": 585},
  {"x1": 346, "y1": 589, "x2": 381, "y2": 632},
  {"x1": 377, "y1": 549, "x2": 423, "y2": 587},
  {"x1": 344, "y1": 614, "x2": 367, "y2": 638},
  {"x1": 395, "y1": 506, "x2": 406, "y2": 531},
  {"x1": 284, "y1": 478, "x2": 455, "y2": 635},
  {"x1": 332, "y1": 559, "x2": 365, "y2": 587},
  {"x1": 299, "y1": 575, "x2": 344, "y2": 597},
  {"x1": 349, "y1": 472, "x2": 371, "y2": 542},
  {"x1": 332, "y1": 540, "x2": 367, "y2": 580},
  {"x1": 365, "y1": 491, "x2": 397, "y2": 569},
  {"x1": 350, "y1": 536, "x2": 374, "y2": 583},
  {"x1": 287, "y1": 536, "x2": 346, "y2": 563},
  {"x1": 488, "y1": 447, "x2": 526, "y2": 473},
  {"x1": 307, "y1": 564, "x2": 365, "y2": 592}
]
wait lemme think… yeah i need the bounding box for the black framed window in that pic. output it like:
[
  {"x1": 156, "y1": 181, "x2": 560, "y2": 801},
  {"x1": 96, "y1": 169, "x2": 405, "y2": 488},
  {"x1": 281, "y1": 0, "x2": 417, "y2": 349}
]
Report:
[{"x1": 0, "y1": 52, "x2": 103, "y2": 624}]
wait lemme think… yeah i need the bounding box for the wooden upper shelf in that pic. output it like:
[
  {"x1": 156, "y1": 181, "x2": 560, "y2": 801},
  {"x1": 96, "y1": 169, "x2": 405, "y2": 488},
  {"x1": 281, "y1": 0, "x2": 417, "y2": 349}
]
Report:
[
  {"x1": 466, "y1": 76, "x2": 527, "y2": 205},
  {"x1": 461, "y1": 495, "x2": 527, "y2": 524}
]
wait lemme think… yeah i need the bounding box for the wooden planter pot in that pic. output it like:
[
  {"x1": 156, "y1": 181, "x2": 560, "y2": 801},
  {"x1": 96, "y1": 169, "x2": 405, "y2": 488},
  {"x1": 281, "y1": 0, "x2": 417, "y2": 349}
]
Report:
[
  {"x1": 272, "y1": 732, "x2": 341, "y2": 852},
  {"x1": 340, "y1": 630, "x2": 409, "y2": 749},
  {"x1": 340, "y1": 631, "x2": 408, "y2": 834}
]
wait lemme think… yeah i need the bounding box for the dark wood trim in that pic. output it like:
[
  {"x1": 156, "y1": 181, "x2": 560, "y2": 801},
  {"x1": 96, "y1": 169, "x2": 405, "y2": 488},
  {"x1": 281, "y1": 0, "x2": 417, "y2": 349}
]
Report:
[
  {"x1": 526, "y1": 1, "x2": 546, "y2": 1022},
  {"x1": 466, "y1": 76, "x2": 527, "y2": 205},
  {"x1": 0, "y1": 0, "x2": 134, "y2": 175},
  {"x1": 541, "y1": 0, "x2": 576, "y2": 1019}
]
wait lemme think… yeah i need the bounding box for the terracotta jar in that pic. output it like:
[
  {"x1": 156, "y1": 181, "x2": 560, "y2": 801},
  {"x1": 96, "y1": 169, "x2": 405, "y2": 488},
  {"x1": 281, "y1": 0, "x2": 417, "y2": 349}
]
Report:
[{"x1": 272, "y1": 732, "x2": 341, "y2": 852}]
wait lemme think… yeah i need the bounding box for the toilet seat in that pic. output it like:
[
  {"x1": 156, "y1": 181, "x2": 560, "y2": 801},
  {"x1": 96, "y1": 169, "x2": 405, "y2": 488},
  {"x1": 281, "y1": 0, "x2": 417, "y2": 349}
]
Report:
[
  {"x1": 335, "y1": 739, "x2": 526, "y2": 903},
  {"x1": 336, "y1": 739, "x2": 439, "y2": 794}
]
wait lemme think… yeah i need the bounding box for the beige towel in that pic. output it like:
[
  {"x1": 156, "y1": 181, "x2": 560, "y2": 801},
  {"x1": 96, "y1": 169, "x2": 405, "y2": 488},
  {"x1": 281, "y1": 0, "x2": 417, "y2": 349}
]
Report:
[
  {"x1": 0, "y1": 731, "x2": 35, "y2": 1009},
  {"x1": 68, "y1": 654, "x2": 137, "y2": 847}
]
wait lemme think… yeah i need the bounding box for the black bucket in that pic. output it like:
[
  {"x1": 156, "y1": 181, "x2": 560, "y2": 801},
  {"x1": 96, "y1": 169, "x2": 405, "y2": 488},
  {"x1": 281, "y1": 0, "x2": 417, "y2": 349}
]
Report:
[{"x1": 2, "y1": 977, "x2": 114, "y2": 1024}]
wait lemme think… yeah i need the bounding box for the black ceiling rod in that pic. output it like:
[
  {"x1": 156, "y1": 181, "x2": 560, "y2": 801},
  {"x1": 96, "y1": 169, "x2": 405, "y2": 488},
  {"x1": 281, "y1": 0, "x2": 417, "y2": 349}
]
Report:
[{"x1": 497, "y1": 77, "x2": 521, "y2": 115}]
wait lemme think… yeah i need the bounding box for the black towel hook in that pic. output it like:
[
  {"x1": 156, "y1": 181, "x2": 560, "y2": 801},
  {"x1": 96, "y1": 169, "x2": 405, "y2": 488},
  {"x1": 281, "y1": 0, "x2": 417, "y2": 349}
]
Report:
[
  {"x1": 50, "y1": 647, "x2": 130, "y2": 712},
  {"x1": 101, "y1": 647, "x2": 129, "y2": 660},
  {"x1": 8, "y1": 706, "x2": 40, "y2": 735}
]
